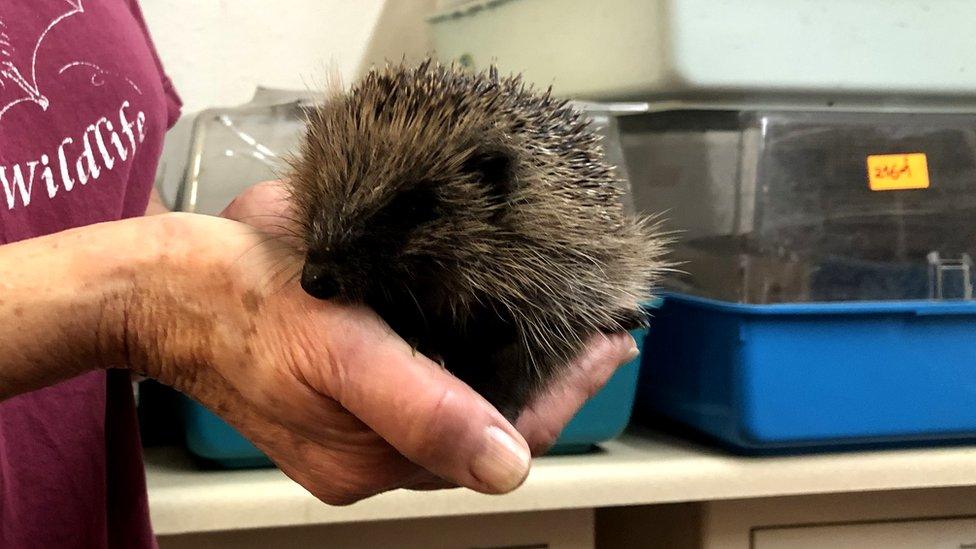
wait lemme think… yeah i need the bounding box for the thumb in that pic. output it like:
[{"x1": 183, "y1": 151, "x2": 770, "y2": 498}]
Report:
[
  {"x1": 320, "y1": 304, "x2": 532, "y2": 494},
  {"x1": 220, "y1": 180, "x2": 293, "y2": 234}
]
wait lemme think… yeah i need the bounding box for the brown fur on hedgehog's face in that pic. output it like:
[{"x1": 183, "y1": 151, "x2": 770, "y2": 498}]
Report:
[{"x1": 290, "y1": 124, "x2": 519, "y2": 311}]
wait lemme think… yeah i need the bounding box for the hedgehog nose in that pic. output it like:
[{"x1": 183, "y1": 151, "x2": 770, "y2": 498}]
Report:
[{"x1": 300, "y1": 262, "x2": 341, "y2": 300}]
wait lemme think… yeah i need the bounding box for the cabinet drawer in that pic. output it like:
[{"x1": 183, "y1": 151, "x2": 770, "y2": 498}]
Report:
[{"x1": 754, "y1": 517, "x2": 976, "y2": 549}]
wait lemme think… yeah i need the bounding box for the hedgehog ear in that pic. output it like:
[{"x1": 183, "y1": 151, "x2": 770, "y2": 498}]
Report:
[{"x1": 463, "y1": 145, "x2": 518, "y2": 204}]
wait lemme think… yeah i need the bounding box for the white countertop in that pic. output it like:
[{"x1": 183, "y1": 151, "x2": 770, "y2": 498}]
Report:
[{"x1": 146, "y1": 429, "x2": 976, "y2": 535}]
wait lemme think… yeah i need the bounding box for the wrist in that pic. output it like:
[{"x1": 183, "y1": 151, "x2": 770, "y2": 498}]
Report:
[
  {"x1": 0, "y1": 215, "x2": 175, "y2": 397},
  {"x1": 110, "y1": 213, "x2": 229, "y2": 385},
  {"x1": 49, "y1": 212, "x2": 215, "y2": 380},
  {"x1": 67, "y1": 214, "x2": 180, "y2": 374},
  {"x1": 113, "y1": 213, "x2": 268, "y2": 392},
  {"x1": 0, "y1": 211, "x2": 261, "y2": 400}
]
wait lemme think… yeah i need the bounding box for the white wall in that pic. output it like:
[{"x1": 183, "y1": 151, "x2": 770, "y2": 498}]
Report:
[{"x1": 140, "y1": 0, "x2": 437, "y2": 114}]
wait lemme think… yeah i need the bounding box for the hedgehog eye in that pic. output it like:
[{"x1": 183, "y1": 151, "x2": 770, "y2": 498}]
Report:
[
  {"x1": 382, "y1": 184, "x2": 438, "y2": 228},
  {"x1": 464, "y1": 145, "x2": 517, "y2": 205}
]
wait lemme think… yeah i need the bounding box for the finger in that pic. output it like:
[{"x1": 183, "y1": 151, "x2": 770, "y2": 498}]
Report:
[
  {"x1": 516, "y1": 332, "x2": 638, "y2": 455},
  {"x1": 314, "y1": 301, "x2": 532, "y2": 495},
  {"x1": 220, "y1": 181, "x2": 294, "y2": 234}
]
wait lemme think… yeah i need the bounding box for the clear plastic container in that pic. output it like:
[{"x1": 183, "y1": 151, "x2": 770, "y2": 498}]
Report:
[
  {"x1": 621, "y1": 109, "x2": 976, "y2": 304},
  {"x1": 177, "y1": 92, "x2": 640, "y2": 214},
  {"x1": 175, "y1": 88, "x2": 313, "y2": 215}
]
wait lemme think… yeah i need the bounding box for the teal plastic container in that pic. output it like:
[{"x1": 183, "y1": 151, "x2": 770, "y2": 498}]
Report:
[{"x1": 183, "y1": 325, "x2": 648, "y2": 468}]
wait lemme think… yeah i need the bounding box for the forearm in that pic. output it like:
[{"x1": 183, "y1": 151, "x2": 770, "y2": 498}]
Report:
[{"x1": 0, "y1": 217, "x2": 165, "y2": 399}]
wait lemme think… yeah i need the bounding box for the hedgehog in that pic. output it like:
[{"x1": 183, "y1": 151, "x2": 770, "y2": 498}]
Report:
[{"x1": 285, "y1": 59, "x2": 667, "y2": 421}]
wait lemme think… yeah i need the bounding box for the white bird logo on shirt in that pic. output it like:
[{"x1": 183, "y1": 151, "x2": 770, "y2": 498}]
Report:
[{"x1": 0, "y1": 0, "x2": 85, "y2": 122}]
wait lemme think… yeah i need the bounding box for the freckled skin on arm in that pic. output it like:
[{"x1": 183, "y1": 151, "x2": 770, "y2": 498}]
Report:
[{"x1": 0, "y1": 216, "x2": 161, "y2": 398}]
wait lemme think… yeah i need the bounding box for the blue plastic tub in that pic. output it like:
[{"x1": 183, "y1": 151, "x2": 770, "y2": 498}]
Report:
[
  {"x1": 635, "y1": 293, "x2": 976, "y2": 453},
  {"x1": 183, "y1": 325, "x2": 650, "y2": 468}
]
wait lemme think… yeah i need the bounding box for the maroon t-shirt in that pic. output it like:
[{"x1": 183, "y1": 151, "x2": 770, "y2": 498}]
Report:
[{"x1": 0, "y1": 1, "x2": 180, "y2": 547}]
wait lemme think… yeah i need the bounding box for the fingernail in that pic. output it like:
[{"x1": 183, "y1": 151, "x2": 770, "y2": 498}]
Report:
[
  {"x1": 626, "y1": 345, "x2": 640, "y2": 361},
  {"x1": 472, "y1": 425, "x2": 531, "y2": 493},
  {"x1": 620, "y1": 334, "x2": 640, "y2": 361}
]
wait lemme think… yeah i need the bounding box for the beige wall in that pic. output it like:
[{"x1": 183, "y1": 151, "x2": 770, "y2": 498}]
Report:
[{"x1": 140, "y1": 0, "x2": 438, "y2": 113}]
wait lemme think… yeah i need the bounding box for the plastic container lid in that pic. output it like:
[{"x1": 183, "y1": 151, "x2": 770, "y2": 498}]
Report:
[{"x1": 622, "y1": 109, "x2": 976, "y2": 304}]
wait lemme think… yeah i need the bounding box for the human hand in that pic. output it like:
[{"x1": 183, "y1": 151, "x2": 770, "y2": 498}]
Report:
[
  {"x1": 212, "y1": 182, "x2": 639, "y2": 491},
  {"x1": 126, "y1": 211, "x2": 537, "y2": 503},
  {"x1": 0, "y1": 178, "x2": 634, "y2": 507}
]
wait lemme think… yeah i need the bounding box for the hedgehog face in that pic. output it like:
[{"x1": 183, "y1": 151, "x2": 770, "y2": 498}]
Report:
[
  {"x1": 287, "y1": 59, "x2": 622, "y2": 323},
  {"x1": 298, "y1": 181, "x2": 442, "y2": 302},
  {"x1": 296, "y1": 144, "x2": 519, "y2": 312}
]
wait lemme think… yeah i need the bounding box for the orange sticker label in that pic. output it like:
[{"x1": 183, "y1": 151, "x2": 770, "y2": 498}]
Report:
[{"x1": 867, "y1": 153, "x2": 930, "y2": 191}]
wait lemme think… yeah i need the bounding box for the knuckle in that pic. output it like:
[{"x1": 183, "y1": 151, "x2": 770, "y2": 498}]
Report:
[
  {"x1": 399, "y1": 384, "x2": 469, "y2": 470},
  {"x1": 410, "y1": 386, "x2": 455, "y2": 457},
  {"x1": 312, "y1": 489, "x2": 362, "y2": 507}
]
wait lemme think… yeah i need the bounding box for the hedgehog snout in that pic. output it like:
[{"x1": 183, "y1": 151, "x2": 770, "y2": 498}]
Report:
[{"x1": 300, "y1": 260, "x2": 343, "y2": 300}]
